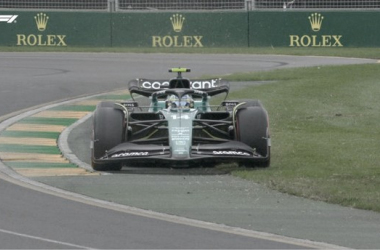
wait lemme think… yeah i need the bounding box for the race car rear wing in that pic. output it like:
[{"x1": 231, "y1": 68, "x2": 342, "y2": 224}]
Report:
[
  {"x1": 128, "y1": 78, "x2": 230, "y2": 98},
  {"x1": 128, "y1": 78, "x2": 229, "y2": 91},
  {"x1": 129, "y1": 84, "x2": 229, "y2": 98}
]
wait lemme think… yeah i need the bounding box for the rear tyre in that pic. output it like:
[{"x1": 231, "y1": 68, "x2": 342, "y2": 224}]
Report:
[
  {"x1": 91, "y1": 102, "x2": 124, "y2": 171},
  {"x1": 235, "y1": 103, "x2": 270, "y2": 168}
]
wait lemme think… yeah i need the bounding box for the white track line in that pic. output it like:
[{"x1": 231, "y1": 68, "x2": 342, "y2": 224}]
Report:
[{"x1": 0, "y1": 228, "x2": 95, "y2": 249}]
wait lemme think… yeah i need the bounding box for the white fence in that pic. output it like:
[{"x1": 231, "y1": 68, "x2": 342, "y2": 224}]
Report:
[{"x1": 0, "y1": 0, "x2": 379, "y2": 11}]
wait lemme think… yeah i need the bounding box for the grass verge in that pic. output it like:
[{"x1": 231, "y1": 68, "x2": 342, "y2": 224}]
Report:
[
  {"x1": 223, "y1": 63, "x2": 380, "y2": 212},
  {"x1": 1, "y1": 46, "x2": 380, "y2": 59}
]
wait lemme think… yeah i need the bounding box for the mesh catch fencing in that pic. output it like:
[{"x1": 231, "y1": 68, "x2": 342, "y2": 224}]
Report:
[
  {"x1": 0, "y1": 1, "x2": 108, "y2": 10},
  {"x1": 0, "y1": 0, "x2": 379, "y2": 11},
  {"x1": 254, "y1": 0, "x2": 380, "y2": 9}
]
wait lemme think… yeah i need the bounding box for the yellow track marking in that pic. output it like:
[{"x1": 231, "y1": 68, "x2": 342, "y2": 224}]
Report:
[
  {"x1": 0, "y1": 152, "x2": 69, "y2": 163},
  {"x1": 6, "y1": 124, "x2": 66, "y2": 133},
  {"x1": 32, "y1": 111, "x2": 90, "y2": 119},
  {"x1": 15, "y1": 168, "x2": 99, "y2": 177},
  {"x1": 0, "y1": 137, "x2": 57, "y2": 146}
]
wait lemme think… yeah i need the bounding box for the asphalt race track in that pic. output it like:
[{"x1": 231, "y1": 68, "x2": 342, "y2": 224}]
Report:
[{"x1": 0, "y1": 52, "x2": 378, "y2": 249}]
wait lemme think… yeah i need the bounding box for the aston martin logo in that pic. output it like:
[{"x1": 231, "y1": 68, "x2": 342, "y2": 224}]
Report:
[
  {"x1": 170, "y1": 14, "x2": 185, "y2": 32},
  {"x1": 308, "y1": 13, "x2": 324, "y2": 32},
  {"x1": 34, "y1": 13, "x2": 49, "y2": 31}
]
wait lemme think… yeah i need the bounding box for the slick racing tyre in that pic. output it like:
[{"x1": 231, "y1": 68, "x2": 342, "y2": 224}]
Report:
[
  {"x1": 92, "y1": 102, "x2": 124, "y2": 171},
  {"x1": 235, "y1": 102, "x2": 270, "y2": 167}
]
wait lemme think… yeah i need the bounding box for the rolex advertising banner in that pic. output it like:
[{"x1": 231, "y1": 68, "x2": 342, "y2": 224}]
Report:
[
  {"x1": 249, "y1": 11, "x2": 380, "y2": 47},
  {"x1": 0, "y1": 11, "x2": 112, "y2": 47},
  {"x1": 111, "y1": 12, "x2": 248, "y2": 47},
  {"x1": 1, "y1": 11, "x2": 380, "y2": 48}
]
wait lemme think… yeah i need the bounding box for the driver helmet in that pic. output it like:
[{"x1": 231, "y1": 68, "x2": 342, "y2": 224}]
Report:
[{"x1": 167, "y1": 94, "x2": 194, "y2": 109}]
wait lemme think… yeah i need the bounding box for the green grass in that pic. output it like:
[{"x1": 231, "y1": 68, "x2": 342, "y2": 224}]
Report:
[
  {"x1": 224, "y1": 63, "x2": 380, "y2": 212},
  {"x1": 1, "y1": 46, "x2": 380, "y2": 59}
]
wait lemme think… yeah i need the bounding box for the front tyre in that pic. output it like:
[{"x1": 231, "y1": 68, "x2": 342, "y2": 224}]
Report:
[
  {"x1": 235, "y1": 104, "x2": 270, "y2": 168},
  {"x1": 91, "y1": 102, "x2": 124, "y2": 171}
]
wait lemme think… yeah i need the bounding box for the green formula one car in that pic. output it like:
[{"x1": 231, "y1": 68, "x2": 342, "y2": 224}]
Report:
[{"x1": 91, "y1": 68, "x2": 270, "y2": 171}]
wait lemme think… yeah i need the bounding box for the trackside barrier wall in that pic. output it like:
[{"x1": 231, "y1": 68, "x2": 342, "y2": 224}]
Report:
[
  {"x1": 0, "y1": 11, "x2": 379, "y2": 48},
  {"x1": 249, "y1": 11, "x2": 380, "y2": 47},
  {"x1": 0, "y1": 12, "x2": 111, "y2": 47},
  {"x1": 111, "y1": 12, "x2": 248, "y2": 47}
]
